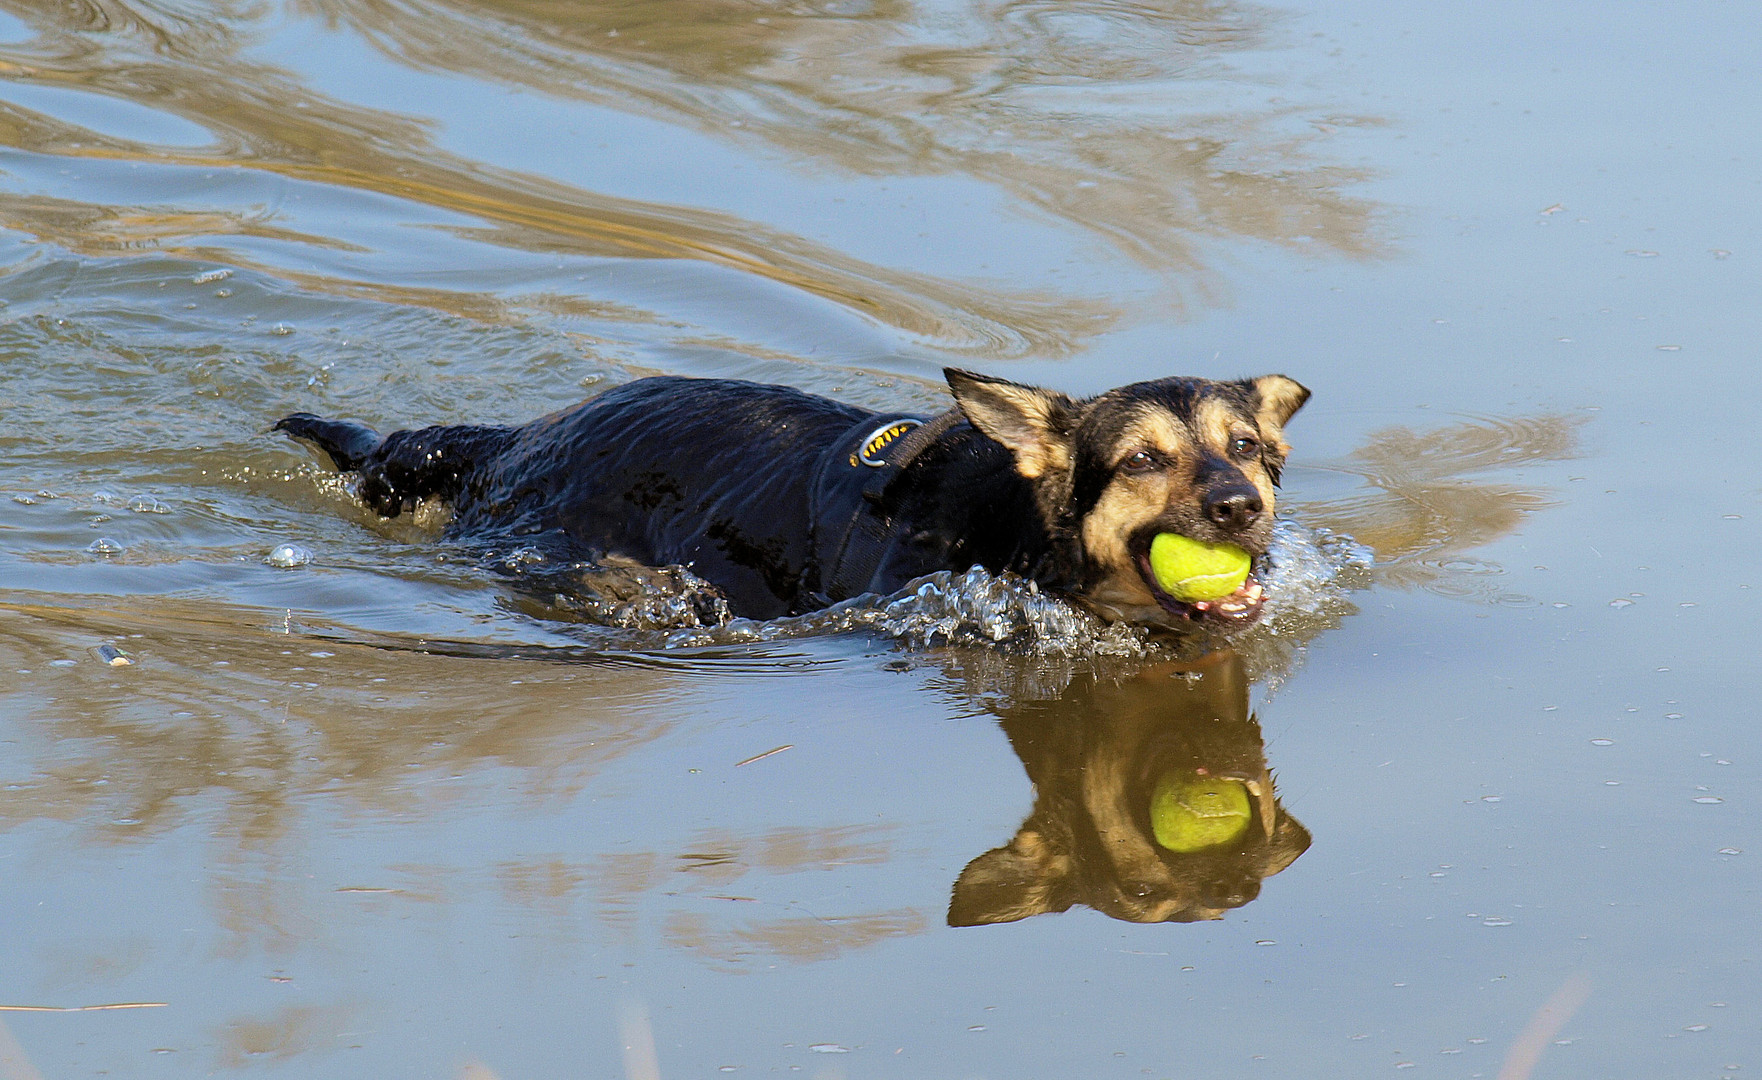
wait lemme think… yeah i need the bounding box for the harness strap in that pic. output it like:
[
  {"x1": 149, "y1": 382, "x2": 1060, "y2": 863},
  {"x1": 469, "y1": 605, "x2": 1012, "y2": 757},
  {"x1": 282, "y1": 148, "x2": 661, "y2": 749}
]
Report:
[{"x1": 815, "y1": 409, "x2": 965, "y2": 602}]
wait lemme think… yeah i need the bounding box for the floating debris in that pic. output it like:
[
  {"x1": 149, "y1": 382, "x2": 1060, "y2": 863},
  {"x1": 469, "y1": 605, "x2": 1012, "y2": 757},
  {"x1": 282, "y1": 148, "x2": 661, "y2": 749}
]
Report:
[
  {"x1": 734, "y1": 745, "x2": 792, "y2": 768},
  {"x1": 94, "y1": 644, "x2": 133, "y2": 667},
  {"x1": 0, "y1": 1002, "x2": 167, "y2": 1012}
]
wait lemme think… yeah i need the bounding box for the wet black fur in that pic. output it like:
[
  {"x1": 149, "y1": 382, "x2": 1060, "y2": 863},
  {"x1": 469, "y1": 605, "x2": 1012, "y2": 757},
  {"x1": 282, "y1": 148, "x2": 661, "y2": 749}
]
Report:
[{"x1": 275, "y1": 370, "x2": 1298, "y2": 621}]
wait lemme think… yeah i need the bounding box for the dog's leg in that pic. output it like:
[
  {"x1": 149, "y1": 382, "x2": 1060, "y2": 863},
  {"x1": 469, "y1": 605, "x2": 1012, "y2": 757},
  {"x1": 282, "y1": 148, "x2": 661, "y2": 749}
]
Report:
[{"x1": 276, "y1": 413, "x2": 513, "y2": 518}]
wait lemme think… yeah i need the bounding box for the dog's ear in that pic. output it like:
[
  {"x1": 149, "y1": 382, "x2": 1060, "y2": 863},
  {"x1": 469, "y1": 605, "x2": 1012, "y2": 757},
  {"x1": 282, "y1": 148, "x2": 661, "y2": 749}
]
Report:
[
  {"x1": 1244, "y1": 374, "x2": 1310, "y2": 486},
  {"x1": 947, "y1": 829, "x2": 1077, "y2": 927},
  {"x1": 944, "y1": 368, "x2": 1079, "y2": 479}
]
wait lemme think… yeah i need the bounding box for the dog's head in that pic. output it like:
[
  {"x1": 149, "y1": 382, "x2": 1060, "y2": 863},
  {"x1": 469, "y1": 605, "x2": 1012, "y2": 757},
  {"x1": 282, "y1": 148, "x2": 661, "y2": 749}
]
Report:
[{"x1": 946, "y1": 368, "x2": 1310, "y2": 627}]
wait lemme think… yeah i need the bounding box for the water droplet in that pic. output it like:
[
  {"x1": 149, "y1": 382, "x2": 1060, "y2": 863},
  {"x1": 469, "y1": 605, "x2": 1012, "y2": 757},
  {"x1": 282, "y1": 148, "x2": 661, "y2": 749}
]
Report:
[
  {"x1": 270, "y1": 322, "x2": 295, "y2": 336},
  {"x1": 1591, "y1": 739, "x2": 1614, "y2": 746},
  {"x1": 1608, "y1": 598, "x2": 1634, "y2": 608},
  {"x1": 808, "y1": 1044, "x2": 849, "y2": 1054},
  {"x1": 266, "y1": 543, "x2": 313, "y2": 568},
  {"x1": 1694, "y1": 796, "x2": 1724, "y2": 804},
  {"x1": 1686, "y1": 1024, "x2": 1709, "y2": 1032},
  {"x1": 1483, "y1": 918, "x2": 1512, "y2": 927}
]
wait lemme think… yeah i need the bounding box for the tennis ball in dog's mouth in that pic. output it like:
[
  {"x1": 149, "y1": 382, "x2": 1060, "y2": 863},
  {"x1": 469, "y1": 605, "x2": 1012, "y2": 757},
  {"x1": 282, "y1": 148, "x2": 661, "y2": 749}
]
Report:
[
  {"x1": 1149, "y1": 773, "x2": 1254, "y2": 853},
  {"x1": 1147, "y1": 533, "x2": 1252, "y2": 602}
]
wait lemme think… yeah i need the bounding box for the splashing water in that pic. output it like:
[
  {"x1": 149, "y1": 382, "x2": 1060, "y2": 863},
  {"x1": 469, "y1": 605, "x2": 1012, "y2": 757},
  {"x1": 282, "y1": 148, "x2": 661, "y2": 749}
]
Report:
[{"x1": 502, "y1": 516, "x2": 1371, "y2": 658}]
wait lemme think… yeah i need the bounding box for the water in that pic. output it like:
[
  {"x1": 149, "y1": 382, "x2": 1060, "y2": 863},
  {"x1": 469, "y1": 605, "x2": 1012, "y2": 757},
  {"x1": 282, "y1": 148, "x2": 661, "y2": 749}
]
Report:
[{"x1": 3, "y1": 0, "x2": 1761, "y2": 1077}]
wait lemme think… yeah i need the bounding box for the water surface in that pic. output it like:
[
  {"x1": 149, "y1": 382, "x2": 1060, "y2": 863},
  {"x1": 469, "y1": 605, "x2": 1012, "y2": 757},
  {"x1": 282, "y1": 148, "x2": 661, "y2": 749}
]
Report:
[{"x1": 2, "y1": 0, "x2": 1759, "y2": 1077}]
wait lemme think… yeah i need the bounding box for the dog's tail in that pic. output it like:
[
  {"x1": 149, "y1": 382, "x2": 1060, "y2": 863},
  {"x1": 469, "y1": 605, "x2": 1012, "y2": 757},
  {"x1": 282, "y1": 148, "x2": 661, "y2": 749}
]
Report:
[
  {"x1": 275, "y1": 412, "x2": 516, "y2": 518},
  {"x1": 274, "y1": 413, "x2": 382, "y2": 472}
]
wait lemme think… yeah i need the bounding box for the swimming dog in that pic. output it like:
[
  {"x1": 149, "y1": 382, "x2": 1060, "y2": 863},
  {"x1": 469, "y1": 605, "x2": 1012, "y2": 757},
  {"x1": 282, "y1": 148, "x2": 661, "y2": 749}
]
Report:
[{"x1": 275, "y1": 368, "x2": 1308, "y2": 628}]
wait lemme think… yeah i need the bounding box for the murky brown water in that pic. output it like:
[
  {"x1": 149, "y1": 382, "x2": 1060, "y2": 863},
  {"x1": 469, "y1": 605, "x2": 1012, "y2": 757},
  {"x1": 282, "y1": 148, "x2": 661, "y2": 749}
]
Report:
[{"x1": 3, "y1": 0, "x2": 1759, "y2": 1077}]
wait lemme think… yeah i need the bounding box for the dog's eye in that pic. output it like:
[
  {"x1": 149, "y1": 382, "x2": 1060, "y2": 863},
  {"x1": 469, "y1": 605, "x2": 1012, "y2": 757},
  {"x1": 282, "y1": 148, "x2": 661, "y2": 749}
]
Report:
[
  {"x1": 1231, "y1": 435, "x2": 1259, "y2": 457},
  {"x1": 1120, "y1": 450, "x2": 1157, "y2": 473}
]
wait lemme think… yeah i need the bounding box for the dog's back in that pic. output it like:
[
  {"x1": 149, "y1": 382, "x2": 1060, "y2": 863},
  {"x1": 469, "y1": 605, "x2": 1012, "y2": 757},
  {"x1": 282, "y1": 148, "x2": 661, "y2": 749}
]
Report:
[{"x1": 283, "y1": 377, "x2": 874, "y2": 617}]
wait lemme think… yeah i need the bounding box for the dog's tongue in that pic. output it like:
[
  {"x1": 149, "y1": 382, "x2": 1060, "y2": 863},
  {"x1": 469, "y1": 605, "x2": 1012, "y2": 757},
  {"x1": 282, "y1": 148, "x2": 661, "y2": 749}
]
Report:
[{"x1": 1188, "y1": 578, "x2": 1264, "y2": 619}]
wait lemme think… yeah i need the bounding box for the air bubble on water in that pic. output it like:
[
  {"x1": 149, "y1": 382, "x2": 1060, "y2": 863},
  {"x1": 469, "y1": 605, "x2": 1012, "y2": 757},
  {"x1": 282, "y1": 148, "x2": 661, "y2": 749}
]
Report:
[
  {"x1": 129, "y1": 495, "x2": 171, "y2": 514},
  {"x1": 191, "y1": 268, "x2": 232, "y2": 284},
  {"x1": 266, "y1": 543, "x2": 313, "y2": 568},
  {"x1": 270, "y1": 322, "x2": 294, "y2": 336},
  {"x1": 1609, "y1": 598, "x2": 1634, "y2": 608},
  {"x1": 87, "y1": 537, "x2": 123, "y2": 556}
]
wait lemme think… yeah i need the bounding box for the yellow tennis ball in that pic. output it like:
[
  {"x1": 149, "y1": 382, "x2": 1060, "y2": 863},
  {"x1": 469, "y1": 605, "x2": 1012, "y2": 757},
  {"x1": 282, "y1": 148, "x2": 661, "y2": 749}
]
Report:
[
  {"x1": 1147, "y1": 533, "x2": 1251, "y2": 602},
  {"x1": 1149, "y1": 774, "x2": 1253, "y2": 853}
]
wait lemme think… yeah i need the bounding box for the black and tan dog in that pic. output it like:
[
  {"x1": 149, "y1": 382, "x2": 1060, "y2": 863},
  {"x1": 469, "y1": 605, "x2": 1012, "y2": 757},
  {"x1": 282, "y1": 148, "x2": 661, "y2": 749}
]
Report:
[{"x1": 275, "y1": 369, "x2": 1308, "y2": 627}]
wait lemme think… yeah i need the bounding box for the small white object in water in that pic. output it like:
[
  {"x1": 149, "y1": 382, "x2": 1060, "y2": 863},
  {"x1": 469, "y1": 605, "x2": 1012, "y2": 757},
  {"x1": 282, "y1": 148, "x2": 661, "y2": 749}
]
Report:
[
  {"x1": 266, "y1": 543, "x2": 313, "y2": 568},
  {"x1": 87, "y1": 537, "x2": 123, "y2": 556}
]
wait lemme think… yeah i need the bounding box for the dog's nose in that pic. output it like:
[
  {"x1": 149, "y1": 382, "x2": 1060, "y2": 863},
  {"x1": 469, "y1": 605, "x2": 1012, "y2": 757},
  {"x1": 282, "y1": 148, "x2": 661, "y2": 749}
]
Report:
[{"x1": 1203, "y1": 486, "x2": 1263, "y2": 531}]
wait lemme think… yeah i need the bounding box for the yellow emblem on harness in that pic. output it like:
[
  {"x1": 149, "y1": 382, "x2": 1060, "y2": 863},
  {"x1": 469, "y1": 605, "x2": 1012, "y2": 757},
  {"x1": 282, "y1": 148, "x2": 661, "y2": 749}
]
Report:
[{"x1": 851, "y1": 419, "x2": 921, "y2": 467}]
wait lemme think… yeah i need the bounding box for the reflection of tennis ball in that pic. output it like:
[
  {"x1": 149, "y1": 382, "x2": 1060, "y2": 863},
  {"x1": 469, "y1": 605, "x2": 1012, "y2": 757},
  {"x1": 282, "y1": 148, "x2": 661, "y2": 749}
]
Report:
[
  {"x1": 1150, "y1": 774, "x2": 1253, "y2": 852},
  {"x1": 1148, "y1": 533, "x2": 1251, "y2": 602}
]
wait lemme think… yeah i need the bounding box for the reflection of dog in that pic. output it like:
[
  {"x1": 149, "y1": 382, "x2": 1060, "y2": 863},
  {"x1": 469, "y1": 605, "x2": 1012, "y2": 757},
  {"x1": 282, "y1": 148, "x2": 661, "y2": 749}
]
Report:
[
  {"x1": 949, "y1": 652, "x2": 1310, "y2": 925},
  {"x1": 276, "y1": 369, "x2": 1307, "y2": 627}
]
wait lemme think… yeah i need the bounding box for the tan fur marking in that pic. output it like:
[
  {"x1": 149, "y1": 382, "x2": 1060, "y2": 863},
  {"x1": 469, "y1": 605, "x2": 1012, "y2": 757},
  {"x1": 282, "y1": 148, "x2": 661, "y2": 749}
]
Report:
[
  {"x1": 1112, "y1": 410, "x2": 1188, "y2": 467},
  {"x1": 1195, "y1": 398, "x2": 1279, "y2": 511}
]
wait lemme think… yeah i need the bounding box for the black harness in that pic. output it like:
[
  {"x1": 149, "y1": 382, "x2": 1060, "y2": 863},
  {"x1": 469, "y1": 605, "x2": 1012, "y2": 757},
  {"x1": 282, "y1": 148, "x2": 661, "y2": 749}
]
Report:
[{"x1": 809, "y1": 409, "x2": 966, "y2": 603}]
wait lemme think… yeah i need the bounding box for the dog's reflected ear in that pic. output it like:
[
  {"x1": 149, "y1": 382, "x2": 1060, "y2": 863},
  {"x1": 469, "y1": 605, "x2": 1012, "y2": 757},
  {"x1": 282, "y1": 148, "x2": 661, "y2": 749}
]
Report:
[
  {"x1": 945, "y1": 368, "x2": 1080, "y2": 480},
  {"x1": 1264, "y1": 812, "x2": 1313, "y2": 878},
  {"x1": 947, "y1": 829, "x2": 1076, "y2": 926},
  {"x1": 1242, "y1": 374, "x2": 1310, "y2": 486}
]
